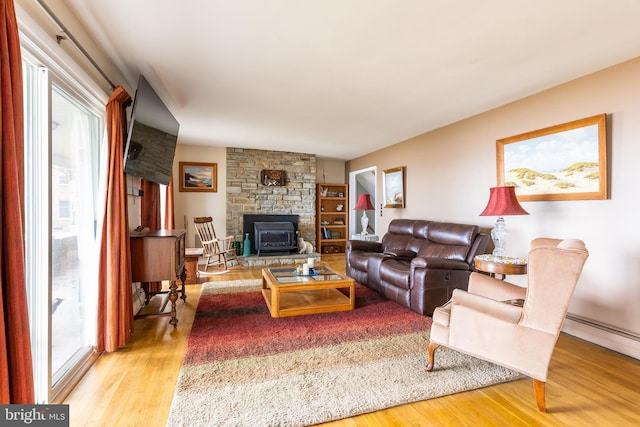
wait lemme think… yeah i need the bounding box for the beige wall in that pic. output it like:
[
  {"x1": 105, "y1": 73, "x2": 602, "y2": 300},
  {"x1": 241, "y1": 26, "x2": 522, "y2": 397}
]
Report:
[
  {"x1": 173, "y1": 146, "x2": 332, "y2": 247},
  {"x1": 347, "y1": 57, "x2": 640, "y2": 358},
  {"x1": 172, "y1": 144, "x2": 228, "y2": 247},
  {"x1": 317, "y1": 157, "x2": 347, "y2": 184}
]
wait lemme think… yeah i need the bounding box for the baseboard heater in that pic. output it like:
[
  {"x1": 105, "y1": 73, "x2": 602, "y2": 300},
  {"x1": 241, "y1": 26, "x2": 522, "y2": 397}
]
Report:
[{"x1": 565, "y1": 313, "x2": 640, "y2": 342}]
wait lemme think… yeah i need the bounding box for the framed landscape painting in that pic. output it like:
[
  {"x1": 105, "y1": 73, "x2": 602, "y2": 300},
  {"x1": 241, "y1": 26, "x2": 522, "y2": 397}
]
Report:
[
  {"x1": 383, "y1": 166, "x2": 405, "y2": 208},
  {"x1": 497, "y1": 113, "x2": 607, "y2": 201},
  {"x1": 179, "y1": 162, "x2": 217, "y2": 192}
]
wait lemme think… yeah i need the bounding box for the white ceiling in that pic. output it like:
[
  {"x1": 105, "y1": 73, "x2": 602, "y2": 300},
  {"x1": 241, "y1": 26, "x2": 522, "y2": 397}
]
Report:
[{"x1": 60, "y1": 0, "x2": 640, "y2": 160}]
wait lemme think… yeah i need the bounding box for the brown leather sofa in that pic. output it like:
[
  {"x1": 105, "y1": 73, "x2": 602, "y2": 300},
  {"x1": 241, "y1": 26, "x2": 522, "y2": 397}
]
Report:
[{"x1": 346, "y1": 219, "x2": 489, "y2": 315}]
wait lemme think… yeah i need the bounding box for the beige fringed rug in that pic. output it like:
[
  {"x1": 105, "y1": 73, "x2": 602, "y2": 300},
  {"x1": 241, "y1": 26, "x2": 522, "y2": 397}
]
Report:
[{"x1": 167, "y1": 280, "x2": 522, "y2": 426}]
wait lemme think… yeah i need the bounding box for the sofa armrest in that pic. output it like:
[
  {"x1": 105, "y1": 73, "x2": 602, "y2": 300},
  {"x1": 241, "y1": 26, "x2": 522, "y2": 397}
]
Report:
[
  {"x1": 346, "y1": 240, "x2": 382, "y2": 253},
  {"x1": 451, "y1": 288, "x2": 523, "y2": 324},
  {"x1": 411, "y1": 256, "x2": 470, "y2": 271}
]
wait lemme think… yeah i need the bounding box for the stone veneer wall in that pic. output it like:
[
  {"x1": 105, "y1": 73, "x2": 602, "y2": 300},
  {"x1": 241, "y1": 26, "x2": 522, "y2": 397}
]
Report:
[{"x1": 226, "y1": 148, "x2": 317, "y2": 248}]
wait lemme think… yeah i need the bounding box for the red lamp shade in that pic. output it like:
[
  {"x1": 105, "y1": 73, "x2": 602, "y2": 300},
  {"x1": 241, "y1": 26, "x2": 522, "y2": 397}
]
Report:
[
  {"x1": 479, "y1": 186, "x2": 529, "y2": 216},
  {"x1": 354, "y1": 194, "x2": 375, "y2": 211}
]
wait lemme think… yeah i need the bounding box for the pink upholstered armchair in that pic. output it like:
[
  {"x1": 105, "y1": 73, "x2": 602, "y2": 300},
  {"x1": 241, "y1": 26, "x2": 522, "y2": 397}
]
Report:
[{"x1": 426, "y1": 238, "x2": 589, "y2": 412}]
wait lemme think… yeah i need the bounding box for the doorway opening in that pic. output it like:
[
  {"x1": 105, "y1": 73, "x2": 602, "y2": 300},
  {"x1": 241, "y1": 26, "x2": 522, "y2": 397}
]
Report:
[{"x1": 348, "y1": 167, "x2": 377, "y2": 237}]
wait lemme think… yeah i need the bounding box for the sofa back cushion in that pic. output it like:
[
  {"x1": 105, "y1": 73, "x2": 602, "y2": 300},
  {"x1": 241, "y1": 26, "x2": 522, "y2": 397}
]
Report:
[
  {"x1": 417, "y1": 222, "x2": 479, "y2": 261},
  {"x1": 382, "y1": 220, "x2": 430, "y2": 254},
  {"x1": 381, "y1": 219, "x2": 480, "y2": 263}
]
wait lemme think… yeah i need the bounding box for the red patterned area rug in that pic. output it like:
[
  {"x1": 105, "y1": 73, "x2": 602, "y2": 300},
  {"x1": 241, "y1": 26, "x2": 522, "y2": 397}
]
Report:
[{"x1": 167, "y1": 280, "x2": 521, "y2": 426}]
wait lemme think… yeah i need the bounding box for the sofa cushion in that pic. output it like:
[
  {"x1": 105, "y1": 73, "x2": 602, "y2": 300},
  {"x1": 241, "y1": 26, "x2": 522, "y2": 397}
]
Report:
[
  {"x1": 379, "y1": 259, "x2": 411, "y2": 290},
  {"x1": 382, "y1": 219, "x2": 430, "y2": 255},
  {"x1": 348, "y1": 250, "x2": 370, "y2": 271},
  {"x1": 417, "y1": 222, "x2": 479, "y2": 261},
  {"x1": 387, "y1": 219, "x2": 417, "y2": 235},
  {"x1": 411, "y1": 220, "x2": 430, "y2": 239}
]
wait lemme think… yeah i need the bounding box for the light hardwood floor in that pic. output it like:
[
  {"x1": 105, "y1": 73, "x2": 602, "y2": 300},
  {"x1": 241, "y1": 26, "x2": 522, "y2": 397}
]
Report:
[{"x1": 64, "y1": 255, "x2": 640, "y2": 426}]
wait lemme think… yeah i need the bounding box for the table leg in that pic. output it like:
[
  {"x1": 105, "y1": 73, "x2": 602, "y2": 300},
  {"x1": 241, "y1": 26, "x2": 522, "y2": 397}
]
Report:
[
  {"x1": 169, "y1": 281, "x2": 179, "y2": 327},
  {"x1": 141, "y1": 282, "x2": 150, "y2": 304},
  {"x1": 271, "y1": 285, "x2": 280, "y2": 318},
  {"x1": 348, "y1": 283, "x2": 355, "y2": 309},
  {"x1": 179, "y1": 267, "x2": 187, "y2": 301}
]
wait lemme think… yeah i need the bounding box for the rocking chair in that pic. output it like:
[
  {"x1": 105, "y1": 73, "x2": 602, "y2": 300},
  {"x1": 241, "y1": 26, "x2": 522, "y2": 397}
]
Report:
[{"x1": 193, "y1": 217, "x2": 239, "y2": 275}]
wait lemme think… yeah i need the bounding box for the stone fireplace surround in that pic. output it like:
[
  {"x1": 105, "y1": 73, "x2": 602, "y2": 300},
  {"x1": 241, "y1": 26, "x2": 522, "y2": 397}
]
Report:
[{"x1": 226, "y1": 148, "x2": 317, "y2": 253}]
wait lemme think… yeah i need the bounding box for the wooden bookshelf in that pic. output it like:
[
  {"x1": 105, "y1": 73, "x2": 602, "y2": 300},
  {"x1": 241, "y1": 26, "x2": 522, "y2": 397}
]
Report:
[{"x1": 316, "y1": 183, "x2": 348, "y2": 254}]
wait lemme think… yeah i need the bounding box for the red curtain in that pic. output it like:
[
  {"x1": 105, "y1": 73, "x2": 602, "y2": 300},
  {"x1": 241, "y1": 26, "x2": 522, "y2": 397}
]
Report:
[
  {"x1": 0, "y1": 0, "x2": 35, "y2": 403},
  {"x1": 97, "y1": 86, "x2": 133, "y2": 352},
  {"x1": 140, "y1": 179, "x2": 162, "y2": 295},
  {"x1": 140, "y1": 179, "x2": 161, "y2": 230}
]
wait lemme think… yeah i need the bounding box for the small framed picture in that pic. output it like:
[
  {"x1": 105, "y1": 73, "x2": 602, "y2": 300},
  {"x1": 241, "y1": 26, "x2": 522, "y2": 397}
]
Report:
[
  {"x1": 179, "y1": 162, "x2": 217, "y2": 192},
  {"x1": 383, "y1": 166, "x2": 405, "y2": 208}
]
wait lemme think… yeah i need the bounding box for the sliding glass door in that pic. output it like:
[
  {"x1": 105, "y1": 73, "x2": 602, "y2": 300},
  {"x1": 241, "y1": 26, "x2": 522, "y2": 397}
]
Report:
[
  {"x1": 49, "y1": 86, "x2": 102, "y2": 385},
  {"x1": 23, "y1": 54, "x2": 105, "y2": 402}
]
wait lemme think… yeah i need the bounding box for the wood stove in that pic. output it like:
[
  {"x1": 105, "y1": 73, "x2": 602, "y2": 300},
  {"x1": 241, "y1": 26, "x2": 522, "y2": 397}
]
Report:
[
  {"x1": 243, "y1": 214, "x2": 299, "y2": 256},
  {"x1": 254, "y1": 222, "x2": 296, "y2": 256}
]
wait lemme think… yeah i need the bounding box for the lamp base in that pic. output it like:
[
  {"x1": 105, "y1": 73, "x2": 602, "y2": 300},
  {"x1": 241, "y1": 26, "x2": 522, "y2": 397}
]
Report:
[
  {"x1": 360, "y1": 211, "x2": 369, "y2": 237},
  {"x1": 491, "y1": 216, "x2": 508, "y2": 256}
]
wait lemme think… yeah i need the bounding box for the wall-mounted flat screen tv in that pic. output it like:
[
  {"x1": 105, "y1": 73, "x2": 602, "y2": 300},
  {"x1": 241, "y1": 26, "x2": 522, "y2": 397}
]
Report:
[{"x1": 123, "y1": 75, "x2": 179, "y2": 185}]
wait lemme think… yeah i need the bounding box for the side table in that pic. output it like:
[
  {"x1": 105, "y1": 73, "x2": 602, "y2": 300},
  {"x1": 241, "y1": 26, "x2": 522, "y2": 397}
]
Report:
[
  {"x1": 184, "y1": 248, "x2": 203, "y2": 284},
  {"x1": 474, "y1": 254, "x2": 527, "y2": 280}
]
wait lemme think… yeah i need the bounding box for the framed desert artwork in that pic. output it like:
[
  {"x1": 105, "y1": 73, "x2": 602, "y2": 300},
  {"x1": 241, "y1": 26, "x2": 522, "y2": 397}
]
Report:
[
  {"x1": 383, "y1": 166, "x2": 405, "y2": 208},
  {"x1": 179, "y1": 162, "x2": 217, "y2": 192},
  {"x1": 497, "y1": 113, "x2": 607, "y2": 201}
]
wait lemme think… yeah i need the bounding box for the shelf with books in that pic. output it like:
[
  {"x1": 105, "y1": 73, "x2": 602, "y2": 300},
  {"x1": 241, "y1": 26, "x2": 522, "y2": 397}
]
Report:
[{"x1": 317, "y1": 184, "x2": 348, "y2": 254}]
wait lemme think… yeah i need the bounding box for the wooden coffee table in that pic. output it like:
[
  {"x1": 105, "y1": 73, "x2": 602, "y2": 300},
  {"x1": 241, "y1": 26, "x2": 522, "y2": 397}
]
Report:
[{"x1": 261, "y1": 266, "x2": 355, "y2": 318}]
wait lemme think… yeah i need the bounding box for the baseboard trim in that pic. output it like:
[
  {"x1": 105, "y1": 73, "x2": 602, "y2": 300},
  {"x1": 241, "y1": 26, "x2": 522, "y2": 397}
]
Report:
[{"x1": 563, "y1": 313, "x2": 640, "y2": 360}]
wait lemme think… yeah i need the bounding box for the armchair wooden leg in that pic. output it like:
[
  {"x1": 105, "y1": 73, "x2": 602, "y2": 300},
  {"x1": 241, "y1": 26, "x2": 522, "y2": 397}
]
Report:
[
  {"x1": 426, "y1": 342, "x2": 439, "y2": 372},
  {"x1": 533, "y1": 379, "x2": 546, "y2": 412}
]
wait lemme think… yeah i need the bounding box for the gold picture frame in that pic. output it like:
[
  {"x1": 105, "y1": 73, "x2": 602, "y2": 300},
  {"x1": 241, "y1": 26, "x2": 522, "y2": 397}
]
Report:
[
  {"x1": 497, "y1": 113, "x2": 607, "y2": 201},
  {"x1": 383, "y1": 166, "x2": 405, "y2": 208},
  {"x1": 179, "y1": 162, "x2": 217, "y2": 192}
]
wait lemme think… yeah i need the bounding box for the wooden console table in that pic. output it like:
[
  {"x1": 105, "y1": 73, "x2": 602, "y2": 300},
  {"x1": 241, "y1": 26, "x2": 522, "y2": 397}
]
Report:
[{"x1": 130, "y1": 229, "x2": 186, "y2": 326}]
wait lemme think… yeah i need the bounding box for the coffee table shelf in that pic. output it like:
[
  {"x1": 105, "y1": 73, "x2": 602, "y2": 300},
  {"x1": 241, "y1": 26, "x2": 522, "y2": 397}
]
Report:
[{"x1": 262, "y1": 266, "x2": 355, "y2": 318}]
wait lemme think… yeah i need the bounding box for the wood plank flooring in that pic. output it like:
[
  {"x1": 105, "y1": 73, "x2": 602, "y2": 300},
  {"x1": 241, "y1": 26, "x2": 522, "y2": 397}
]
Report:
[{"x1": 64, "y1": 254, "x2": 640, "y2": 426}]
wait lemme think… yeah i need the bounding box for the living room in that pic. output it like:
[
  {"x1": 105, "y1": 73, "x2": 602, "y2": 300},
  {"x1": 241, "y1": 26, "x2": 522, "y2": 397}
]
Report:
[
  {"x1": 170, "y1": 55, "x2": 640, "y2": 364},
  {"x1": 4, "y1": 0, "x2": 640, "y2": 425}
]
